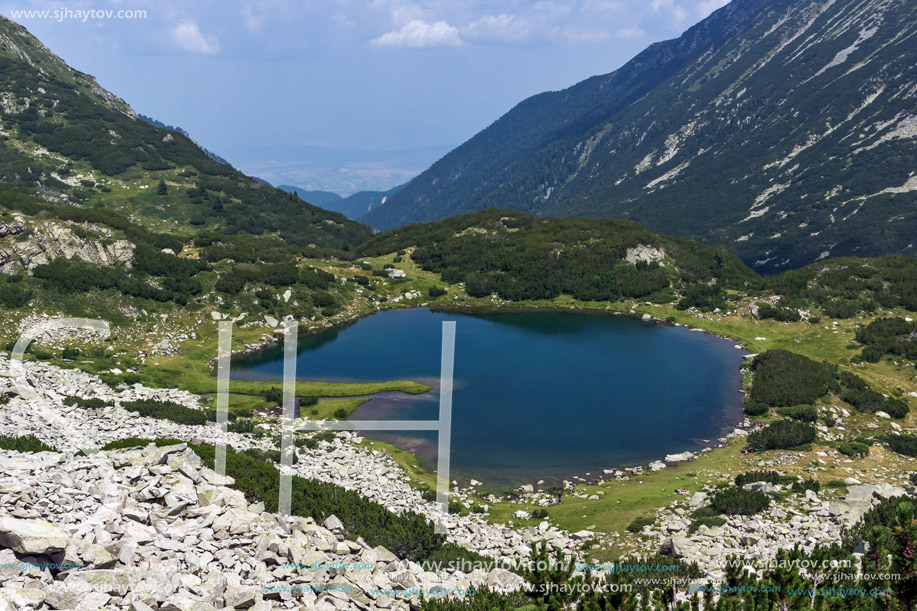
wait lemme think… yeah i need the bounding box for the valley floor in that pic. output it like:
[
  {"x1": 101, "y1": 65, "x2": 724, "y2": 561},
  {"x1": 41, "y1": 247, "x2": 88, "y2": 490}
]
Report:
[{"x1": 1, "y1": 250, "x2": 915, "y2": 588}]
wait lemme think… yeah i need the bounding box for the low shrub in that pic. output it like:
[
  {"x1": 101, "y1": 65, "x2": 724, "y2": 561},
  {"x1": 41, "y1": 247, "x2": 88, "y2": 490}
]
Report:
[
  {"x1": 710, "y1": 488, "x2": 771, "y2": 516},
  {"x1": 747, "y1": 420, "x2": 817, "y2": 450},
  {"x1": 418, "y1": 485, "x2": 437, "y2": 503},
  {"x1": 791, "y1": 479, "x2": 820, "y2": 494},
  {"x1": 625, "y1": 516, "x2": 654, "y2": 533},
  {"x1": 734, "y1": 471, "x2": 782, "y2": 486},
  {"x1": 743, "y1": 403, "x2": 769, "y2": 417},
  {"x1": 881, "y1": 434, "x2": 917, "y2": 457},
  {"x1": 242, "y1": 447, "x2": 298, "y2": 465},
  {"x1": 100, "y1": 438, "x2": 185, "y2": 451},
  {"x1": 775, "y1": 404, "x2": 818, "y2": 422},
  {"x1": 227, "y1": 419, "x2": 257, "y2": 434},
  {"x1": 297, "y1": 431, "x2": 337, "y2": 450},
  {"x1": 688, "y1": 516, "x2": 726, "y2": 534},
  {"x1": 749, "y1": 350, "x2": 836, "y2": 407},
  {"x1": 0, "y1": 435, "x2": 57, "y2": 453},
  {"x1": 120, "y1": 399, "x2": 212, "y2": 426},
  {"x1": 333, "y1": 408, "x2": 348, "y2": 419},
  {"x1": 837, "y1": 441, "x2": 870, "y2": 458},
  {"x1": 839, "y1": 372, "x2": 910, "y2": 418},
  {"x1": 63, "y1": 396, "x2": 113, "y2": 409},
  {"x1": 530, "y1": 508, "x2": 549, "y2": 520},
  {"x1": 691, "y1": 507, "x2": 720, "y2": 519}
]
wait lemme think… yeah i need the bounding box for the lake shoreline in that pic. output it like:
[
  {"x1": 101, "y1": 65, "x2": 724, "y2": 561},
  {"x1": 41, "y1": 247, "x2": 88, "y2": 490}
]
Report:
[
  {"x1": 222, "y1": 302, "x2": 754, "y2": 492},
  {"x1": 218, "y1": 301, "x2": 750, "y2": 367}
]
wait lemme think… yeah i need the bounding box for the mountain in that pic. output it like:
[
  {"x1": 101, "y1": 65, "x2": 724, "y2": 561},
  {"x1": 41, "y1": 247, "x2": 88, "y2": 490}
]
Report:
[
  {"x1": 0, "y1": 15, "x2": 371, "y2": 250},
  {"x1": 338, "y1": 184, "x2": 405, "y2": 220},
  {"x1": 277, "y1": 186, "x2": 344, "y2": 208},
  {"x1": 137, "y1": 114, "x2": 233, "y2": 167},
  {"x1": 278, "y1": 183, "x2": 405, "y2": 221},
  {"x1": 364, "y1": 0, "x2": 917, "y2": 272}
]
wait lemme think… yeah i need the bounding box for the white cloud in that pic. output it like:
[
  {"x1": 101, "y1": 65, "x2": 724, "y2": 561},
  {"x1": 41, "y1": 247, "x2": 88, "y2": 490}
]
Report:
[
  {"x1": 241, "y1": 6, "x2": 266, "y2": 31},
  {"x1": 370, "y1": 19, "x2": 463, "y2": 48},
  {"x1": 559, "y1": 25, "x2": 610, "y2": 42},
  {"x1": 615, "y1": 26, "x2": 645, "y2": 39},
  {"x1": 240, "y1": 1, "x2": 296, "y2": 32},
  {"x1": 462, "y1": 14, "x2": 532, "y2": 43},
  {"x1": 170, "y1": 20, "x2": 220, "y2": 53}
]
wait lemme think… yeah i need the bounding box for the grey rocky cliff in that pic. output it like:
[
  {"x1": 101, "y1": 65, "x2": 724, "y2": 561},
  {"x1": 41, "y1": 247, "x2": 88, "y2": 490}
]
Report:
[{"x1": 0, "y1": 215, "x2": 134, "y2": 274}]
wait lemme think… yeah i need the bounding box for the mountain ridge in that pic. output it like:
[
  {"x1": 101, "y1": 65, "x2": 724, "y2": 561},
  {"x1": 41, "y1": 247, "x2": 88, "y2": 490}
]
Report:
[
  {"x1": 278, "y1": 183, "x2": 405, "y2": 221},
  {"x1": 364, "y1": 0, "x2": 917, "y2": 272}
]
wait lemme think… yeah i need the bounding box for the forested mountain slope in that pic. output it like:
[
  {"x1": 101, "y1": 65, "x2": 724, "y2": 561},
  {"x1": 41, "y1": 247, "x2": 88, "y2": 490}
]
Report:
[{"x1": 365, "y1": 0, "x2": 917, "y2": 272}]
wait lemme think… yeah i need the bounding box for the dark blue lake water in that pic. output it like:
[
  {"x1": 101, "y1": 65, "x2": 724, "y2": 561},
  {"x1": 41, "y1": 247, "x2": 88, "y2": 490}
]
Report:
[{"x1": 232, "y1": 307, "x2": 746, "y2": 490}]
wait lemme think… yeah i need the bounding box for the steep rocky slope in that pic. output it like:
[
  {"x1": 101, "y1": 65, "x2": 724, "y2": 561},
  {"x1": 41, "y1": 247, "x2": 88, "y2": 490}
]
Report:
[{"x1": 366, "y1": 0, "x2": 917, "y2": 271}]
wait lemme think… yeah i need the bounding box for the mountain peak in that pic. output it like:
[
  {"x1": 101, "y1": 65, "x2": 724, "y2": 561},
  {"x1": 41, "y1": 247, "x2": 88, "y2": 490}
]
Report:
[{"x1": 0, "y1": 15, "x2": 135, "y2": 117}]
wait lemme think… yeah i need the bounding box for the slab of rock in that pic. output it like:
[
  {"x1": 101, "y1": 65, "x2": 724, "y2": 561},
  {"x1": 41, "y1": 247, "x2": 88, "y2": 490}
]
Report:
[
  {"x1": 664, "y1": 452, "x2": 695, "y2": 463},
  {"x1": 0, "y1": 515, "x2": 69, "y2": 555}
]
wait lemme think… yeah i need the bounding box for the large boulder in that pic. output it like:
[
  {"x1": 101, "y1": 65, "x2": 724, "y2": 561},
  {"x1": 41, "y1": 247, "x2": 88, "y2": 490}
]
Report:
[
  {"x1": 0, "y1": 516, "x2": 69, "y2": 555},
  {"x1": 660, "y1": 537, "x2": 692, "y2": 558},
  {"x1": 486, "y1": 568, "x2": 525, "y2": 592},
  {"x1": 845, "y1": 483, "x2": 906, "y2": 503},
  {"x1": 664, "y1": 452, "x2": 695, "y2": 463},
  {"x1": 828, "y1": 500, "x2": 873, "y2": 527}
]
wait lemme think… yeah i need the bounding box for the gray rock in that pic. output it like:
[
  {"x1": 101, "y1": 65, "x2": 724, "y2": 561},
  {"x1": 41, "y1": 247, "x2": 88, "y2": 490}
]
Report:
[
  {"x1": 323, "y1": 515, "x2": 343, "y2": 531},
  {"x1": 0, "y1": 515, "x2": 69, "y2": 554},
  {"x1": 664, "y1": 452, "x2": 695, "y2": 463}
]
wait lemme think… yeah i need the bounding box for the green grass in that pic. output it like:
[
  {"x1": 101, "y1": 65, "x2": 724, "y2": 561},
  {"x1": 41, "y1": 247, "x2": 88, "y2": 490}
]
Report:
[
  {"x1": 308, "y1": 398, "x2": 370, "y2": 420},
  {"x1": 355, "y1": 437, "x2": 439, "y2": 491},
  {"x1": 133, "y1": 321, "x2": 432, "y2": 398},
  {"x1": 486, "y1": 440, "x2": 744, "y2": 560}
]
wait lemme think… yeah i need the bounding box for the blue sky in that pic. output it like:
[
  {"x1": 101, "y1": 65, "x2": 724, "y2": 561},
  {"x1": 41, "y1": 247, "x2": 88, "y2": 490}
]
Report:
[{"x1": 3, "y1": 0, "x2": 729, "y2": 194}]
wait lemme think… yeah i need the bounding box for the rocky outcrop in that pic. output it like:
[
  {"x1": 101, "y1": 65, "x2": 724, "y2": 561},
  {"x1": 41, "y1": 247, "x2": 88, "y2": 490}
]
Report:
[
  {"x1": 625, "y1": 245, "x2": 665, "y2": 265},
  {"x1": 650, "y1": 480, "x2": 910, "y2": 581},
  {"x1": 0, "y1": 216, "x2": 133, "y2": 274}
]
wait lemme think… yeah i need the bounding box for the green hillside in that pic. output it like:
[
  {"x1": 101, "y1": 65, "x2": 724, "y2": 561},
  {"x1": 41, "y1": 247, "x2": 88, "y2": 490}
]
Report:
[{"x1": 0, "y1": 15, "x2": 371, "y2": 250}]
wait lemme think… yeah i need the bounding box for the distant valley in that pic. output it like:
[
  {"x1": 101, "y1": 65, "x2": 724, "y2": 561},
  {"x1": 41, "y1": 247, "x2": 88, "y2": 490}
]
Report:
[{"x1": 277, "y1": 183, "x2": 405, "y2": 222}]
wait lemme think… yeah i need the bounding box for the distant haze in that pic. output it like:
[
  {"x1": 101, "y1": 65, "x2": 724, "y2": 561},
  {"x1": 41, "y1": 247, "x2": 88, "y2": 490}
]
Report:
[
  {"x1": 238, "y1": 144, "x2": 453, "y2": 196},
  {"x1": 3, "y1": 0, "x2": 729, "y2": 194}
]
